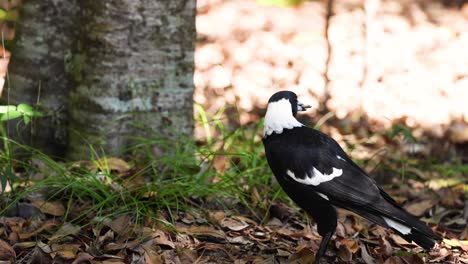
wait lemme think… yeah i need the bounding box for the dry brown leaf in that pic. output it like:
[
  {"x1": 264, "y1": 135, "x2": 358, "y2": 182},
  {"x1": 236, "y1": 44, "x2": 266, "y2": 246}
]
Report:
[
  {"x1": 404, "y1": 199, "x2": 436, "y2": 217},
  {"x1": 98, "y1": 229, "x2": 115, "y2": 244},
  {"x1": 390, "y1": 234, "x2": 413, "y2": 247},
  {"x1": 5, "y1": 203, "x2": 43, "y2": 219},
  {"x1": 95, "y1": 157, "x2": 131, "y2": 174},
  {"x1": 337, "y1": 243, "x2": 353, "y2": 261},
  {"x1": 175, "y1": 246, "x2": 198, "y2": 263},
  {"x1": 343, "y1": 238, "x2": 359, "y2": 253},
  {"x1": 49, "y1": 223, "x2": 80, "y2": 241},
  {"x1": 208, "y1": 211, "x2": 225, "y2": 225},
  {"x1": 2, "y1": 217, "x2": 25, "y2": 233},
  {"x1": 227, "y1": 235, "x2": 252, "y2": 245},
  {"x1": 221, "y1": 217, "x2": 249, "y2": 231},
  {"x1": 288, "y1": 248, "x2": 315, "y2": 264},
  {"x1": 71, "y1": 252, "x2": 94, "y2": 264},
  {"x1": 400, "y1": 254, "x2": 424, "y2": 264},
  {"x1": 360, "y1": 244, "x2": 376, "y2": 264},
  {"x1": 107, "y1": 214, "x2": 131, "y2": 235},
  {"x1": 232, "y1": 215, "x2": 257, "y2": 226},
  {"x1": 429, "y1": 247, "x2": 451, "y2": 262},
  {"x1": 122, "y1": 175, "x2": 146, "y2": 191},
  {"x1": 51, "y1": 243, "x2": 80, "y2": 259},
  {"x1": 143, "y1": 244, "x2": 163, "y2": 264},
  {"x1": 152, "y1": 229, "x2": 175, "y2": 248},
  {"x1": 31, "y1": 201, "x2": 66, "y2": 216},
  {"x1": 438, "y1": 187, "x2": 463, "y2": 208},
  {"x1": 12, "y1": 241, "x2": 36, "y2": 250},
  {"x1": 18, "y1": 220, "x2": 57, "y2": 240},
  {"x1": 30, "y1": 245, "x2": 53, "y2": 263},
  {"x1": 176, "y1": 224, "x2": 226, "y2": 240},
  {"x1": 0, "y1": 239, "x2": 15, "y2": 262},
  {"x1": 104, "y1": 242, "x2": 127, "y2": 251},
  {"x1": 378, "y1": 236, "x2": 393, "y2": 258}
]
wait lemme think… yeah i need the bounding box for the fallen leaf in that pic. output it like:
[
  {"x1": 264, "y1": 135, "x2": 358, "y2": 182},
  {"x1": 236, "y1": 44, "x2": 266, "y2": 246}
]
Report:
[
  {"x1": 176, "y1": 224, "x2": 226, "y2": 240},
  {"x1": 337, "y1": 242, "x2": 352, "y2": 261},
  {"x1": 94, "y1": 157, "x2": 131, "y2": 174},
  {"x1": 176, "y1": 246, "x2": 198, "y2": 263},
  {"x1": 343, "y1": 238, "x2": 359, "y2": 253},
  {"x1": 404, "y1": 199, "x2": 436, "y2": 217},
  {"x1": 400, "y1": 254, "x2": 424, "y2": 264},
  {"x1": 19, "y1": 220, "x2": 57, "y2": 240},
  {"x1": 227, "y1": 235, "x2": 252, "y2": 245},
  {"x1": 0, "y1": 239, "x2": 15, "y2": 262},
  {"x1": 49, "y1": 223, "x2": 80, "y2": 241},
  {"x1": 208, "y1": 211, "x2": 225, "y2": 225},
  {"x1": 31, "y1": 200, "x2": 66, "y2": 216},
  {"x1": 51, "y1": 243, "x2": 80, "y2": 259},
  {"x1": 152, "y1": 229, "x2": 175, "y2": 248},
  {"x1": 106, "y1": 214, "x2": 131, "y2": 235},
  {"x1": 390, "y1": 234, "x2": 414, "y2": 247},
  {"x1": 142, "y1": 244, "x2": 162, "y2": 264},
  {"x1": 71, "y1": 252, "x2": 94, "y2": 264},
  {"x1": 288, "y1": 247, "x2": 315, "y2": 264},
  {"x1": 429, "y1": 247, "x2": 451, "y2": 262},
  {"x1": 30, "y1": 245, "x2": 53, "y2": 263},
  {"x1": 378, "y1": 236, "x2": 393, "y2": 258},
  {"x1": 5, "y1": 202, "x2": 44, "y2": 219},
  {"x1": 443, "y1": 238, "x2": 468, "y2": 251},
  {"x1": 221, "y1": 217, "x2": 249, "y2": 231},
  {"x1": 360, "y1": 244, "x2": 375, "y2": 264}
]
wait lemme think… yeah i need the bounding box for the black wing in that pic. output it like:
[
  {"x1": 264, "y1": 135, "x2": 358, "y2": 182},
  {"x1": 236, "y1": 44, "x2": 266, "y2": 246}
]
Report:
[{"x1": 264, "y1": 126, "x2": 440, "y2": 248}]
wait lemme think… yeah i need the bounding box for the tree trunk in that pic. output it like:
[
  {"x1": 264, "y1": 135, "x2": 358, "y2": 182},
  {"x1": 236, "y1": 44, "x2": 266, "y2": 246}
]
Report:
[
  {"x1": 68, "y1": 0, "x2": 196, "y2": 159},
  {"x1": 7, "y1": 0, "x2": 79, "y2": 156}
]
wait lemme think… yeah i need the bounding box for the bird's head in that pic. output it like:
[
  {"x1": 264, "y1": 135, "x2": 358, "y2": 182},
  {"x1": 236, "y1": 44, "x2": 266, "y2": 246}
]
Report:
[{"x1": 263, "y1": 91, "x2": 311, "y2": 137}]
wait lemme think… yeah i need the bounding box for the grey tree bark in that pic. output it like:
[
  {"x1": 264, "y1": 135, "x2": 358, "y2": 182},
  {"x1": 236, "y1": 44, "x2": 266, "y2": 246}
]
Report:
[
  {"x1": 68, "y1": 0, "x2": 196, "y2": 159},
  {"x1": 7, "y1": 0, "x2": 79, "y2": 156},
  {"x1": 7, "y1": 0, "x2": 196, "y2": 159}
]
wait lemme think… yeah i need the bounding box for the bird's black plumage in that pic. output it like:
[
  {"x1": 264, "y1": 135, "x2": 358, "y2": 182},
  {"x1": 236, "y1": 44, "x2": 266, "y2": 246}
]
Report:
[{"x1": 262, "y1": 91, "x2": 440, "y2": 263}]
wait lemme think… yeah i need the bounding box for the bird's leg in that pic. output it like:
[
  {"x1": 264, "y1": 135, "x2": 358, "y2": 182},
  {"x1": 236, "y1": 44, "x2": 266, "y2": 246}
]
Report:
[{"x1": 314, "y1": 231, "x2": 333, "y2": 264}]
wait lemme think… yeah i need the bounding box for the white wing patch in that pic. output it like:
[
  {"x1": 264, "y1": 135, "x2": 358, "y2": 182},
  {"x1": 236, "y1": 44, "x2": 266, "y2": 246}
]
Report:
[
  {"x1": 263, "y1": 98, "x2": 303, "y2": 136},
  {"x1": 316, "y1": 192, "x2": 329, "y2": 200},
  {"x1": 383, "y1": 217, "x2": 411, "y2": 235},
  {"x1": 286, "y1": 167, "x2": 343, "y2": 186}
]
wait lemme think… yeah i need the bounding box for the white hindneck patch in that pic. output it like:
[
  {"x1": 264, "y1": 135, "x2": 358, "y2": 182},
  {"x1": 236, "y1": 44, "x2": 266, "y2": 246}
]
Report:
[
  {"x1": 286, "y1": 167, "x2": 343, "y2": 186},
  {"x1": 263, "y1": 98, "x2": 303, "y2": 136}
]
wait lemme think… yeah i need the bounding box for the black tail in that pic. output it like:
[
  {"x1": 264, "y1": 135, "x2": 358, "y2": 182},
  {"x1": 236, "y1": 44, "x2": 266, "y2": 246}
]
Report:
[
  {"x1": 400, "y1": 226, "x2": 440, "y2": 249},
  {"x1": 351, "y1": 202, "x2": 440, "y2": 250}
]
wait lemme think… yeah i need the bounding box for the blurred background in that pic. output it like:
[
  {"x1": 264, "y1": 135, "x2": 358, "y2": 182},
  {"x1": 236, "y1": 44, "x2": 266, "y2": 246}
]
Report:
[{"x1": 194, "y1": 0, "x2": 468, "y2": 160}]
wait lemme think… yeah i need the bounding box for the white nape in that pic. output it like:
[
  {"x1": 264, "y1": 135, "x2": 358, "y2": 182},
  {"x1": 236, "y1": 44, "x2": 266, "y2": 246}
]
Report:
[
  {"x1": 286, "y1": 167, "x2": 343, "y2": 186},
  {"x1": 383, "y1": 217, "x2": 412, "y2": 235},
  {"x1": 263, "y1": 98, "x2": 303, "y2": 136}
]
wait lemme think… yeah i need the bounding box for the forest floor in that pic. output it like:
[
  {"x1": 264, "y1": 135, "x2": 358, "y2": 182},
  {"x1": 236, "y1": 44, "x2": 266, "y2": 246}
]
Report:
[{"x1": 1, "y1": 0, "x2": 468, "y2": 263}]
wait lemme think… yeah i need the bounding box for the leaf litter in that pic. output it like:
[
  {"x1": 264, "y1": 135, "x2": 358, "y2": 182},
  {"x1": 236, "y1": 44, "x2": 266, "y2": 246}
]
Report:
[{"x1": 1, "y1": 0, "x2": 468, "y2": 263}]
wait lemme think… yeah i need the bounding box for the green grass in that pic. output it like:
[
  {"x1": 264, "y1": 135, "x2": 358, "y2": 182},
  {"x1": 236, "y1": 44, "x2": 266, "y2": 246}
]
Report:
[
  {"x1": 0, "y1": 108, "x2": 287, "y2": 228},
  {"x1": 3, "y1": 108, "x2": 464, "y2": 230}
]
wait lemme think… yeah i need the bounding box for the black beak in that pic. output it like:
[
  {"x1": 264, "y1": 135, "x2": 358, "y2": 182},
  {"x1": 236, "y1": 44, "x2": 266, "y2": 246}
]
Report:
[{"x1": 297, "y1": 101, "x2": 311, "y2": 112}]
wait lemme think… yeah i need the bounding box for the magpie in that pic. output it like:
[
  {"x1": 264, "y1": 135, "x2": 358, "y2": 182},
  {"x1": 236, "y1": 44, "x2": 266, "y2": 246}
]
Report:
[{"x1": 262, "y1": 91, "x2": 440, "y2": 263}]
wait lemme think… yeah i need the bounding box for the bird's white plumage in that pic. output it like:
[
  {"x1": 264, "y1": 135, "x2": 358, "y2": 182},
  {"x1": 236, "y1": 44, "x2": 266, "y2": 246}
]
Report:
[
  {"x1": 316, "y1": 192, "x2": 330, "y2": 200},
  {"x1": 263, "y1": 98, "x2": 303, "y2": 136},
  {"x1": 337, "y1": 155, "x2": 346, "y2": 161},
  {"x1": 286, "y1": 167, "x2": 343, "y2": 186},
  {"x1": 383, "y1": 217, "x2": 412, "y2": 235}
]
